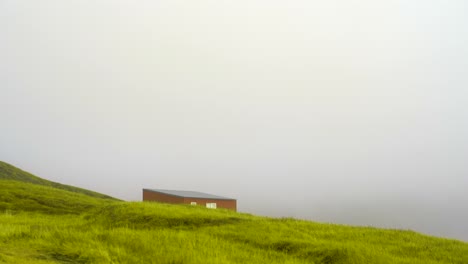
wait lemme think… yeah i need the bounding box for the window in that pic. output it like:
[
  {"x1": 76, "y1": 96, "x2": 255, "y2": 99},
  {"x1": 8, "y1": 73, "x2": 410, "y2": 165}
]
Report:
[
  {"x1": 206, "y1": 203, "x2": 217, "y2": 209},
  {"x1": 190, "y1": 202, "x2": 197, "y2": 205}
]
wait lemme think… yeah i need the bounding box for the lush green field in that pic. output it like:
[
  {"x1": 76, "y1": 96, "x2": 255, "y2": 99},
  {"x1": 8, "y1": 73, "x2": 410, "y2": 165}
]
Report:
[
  {"x1": 0, "y1": 161, "x2": 467, "y2": 264},
  {"x1": 0, "y1": 161, "x2": 116, "y2": 200}
]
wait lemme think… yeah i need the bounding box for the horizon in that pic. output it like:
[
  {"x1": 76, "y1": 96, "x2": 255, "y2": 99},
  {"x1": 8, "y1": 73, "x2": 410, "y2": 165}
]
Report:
[{"x1": 1, "y1": 0, "x2": 467, "y2": 241}]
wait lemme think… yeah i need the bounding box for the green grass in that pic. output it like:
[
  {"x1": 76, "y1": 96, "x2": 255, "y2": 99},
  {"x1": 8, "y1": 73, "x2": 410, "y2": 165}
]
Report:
[
  {"x1": 0, "y1": 180, "x2": 112, "y2": 215},
  {"x1": 0, "y1": 161, "x2": 467, "y2": 263},
  {"x1": 0, "y1": 161, "x2": 116, "y2": 200}
]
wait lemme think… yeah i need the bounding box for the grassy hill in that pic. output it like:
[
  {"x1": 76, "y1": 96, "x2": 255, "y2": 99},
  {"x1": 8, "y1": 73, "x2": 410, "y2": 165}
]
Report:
[
  {"x1": 0, "y1": 161, "x2": 467, "y2": 264},
  {"x1": 0, "y1": 161, "x2": 115, "y2": 200},
  {"x1": 0, "y1": 180, "x2": 112, "y2": 215}
]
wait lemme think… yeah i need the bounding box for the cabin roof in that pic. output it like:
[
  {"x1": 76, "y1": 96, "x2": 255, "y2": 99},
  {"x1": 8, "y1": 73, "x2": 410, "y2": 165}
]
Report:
[{"x1": 143, "y1": 189, "x2": 235, "y2": 200}]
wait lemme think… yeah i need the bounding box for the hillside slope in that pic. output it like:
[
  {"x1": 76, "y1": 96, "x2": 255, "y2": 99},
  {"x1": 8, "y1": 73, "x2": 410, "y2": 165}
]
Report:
[
  {"x1": 0, "y1": 161, "x2": 467, "y2": 264},
  {"x1": 0, "y1": 180, "x2": 112, "y2": 215},
  {"x1": 0, "y1": 161, "x2": 116, "y2": 200}
]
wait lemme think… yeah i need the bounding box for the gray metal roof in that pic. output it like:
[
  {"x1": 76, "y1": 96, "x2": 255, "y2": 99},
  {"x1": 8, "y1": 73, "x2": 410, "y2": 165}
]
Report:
[{"x1": 144, "y1": 189, "x2": 235, "y2": 200}]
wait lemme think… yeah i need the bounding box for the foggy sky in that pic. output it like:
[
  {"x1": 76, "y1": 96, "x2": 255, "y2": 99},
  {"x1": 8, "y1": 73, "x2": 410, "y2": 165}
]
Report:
[{"x1": 1, "y1": 1, "x2": 467, "y2": 241}]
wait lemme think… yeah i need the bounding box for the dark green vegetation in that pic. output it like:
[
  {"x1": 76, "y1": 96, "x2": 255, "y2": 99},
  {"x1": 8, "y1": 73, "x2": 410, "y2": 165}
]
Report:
[
  {"x1": 0, "y1": 161, "x2": 467, "y2": 263},
  {"x1": 0, "y1": 161, "x2": 115, "y2": 200}
]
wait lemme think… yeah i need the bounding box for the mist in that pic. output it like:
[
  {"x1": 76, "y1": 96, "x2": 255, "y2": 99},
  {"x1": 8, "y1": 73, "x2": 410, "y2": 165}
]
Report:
[{"x1": 1, "y1": 0, "x2": 467, "y2": 241}]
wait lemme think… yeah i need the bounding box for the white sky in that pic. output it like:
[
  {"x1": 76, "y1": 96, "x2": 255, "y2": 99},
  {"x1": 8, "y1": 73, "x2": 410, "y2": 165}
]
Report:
[{"x1": 1, "y1": 0, "x2": 468, "y2": 241}]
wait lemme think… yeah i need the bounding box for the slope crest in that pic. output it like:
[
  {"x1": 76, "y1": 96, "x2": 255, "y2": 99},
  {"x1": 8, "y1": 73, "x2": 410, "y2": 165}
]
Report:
[{"x1": 0, "y1": 161, "x2": 115, "y2": 200}]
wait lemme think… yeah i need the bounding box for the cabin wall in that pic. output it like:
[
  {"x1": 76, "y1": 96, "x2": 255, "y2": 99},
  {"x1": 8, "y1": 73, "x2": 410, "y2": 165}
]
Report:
[
  {"x1": 143, "y1": 190, "x2": 184, "y2": 204},
  {"x1": 183, "y1": 197, "x2": 237, "y2": 211}
]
